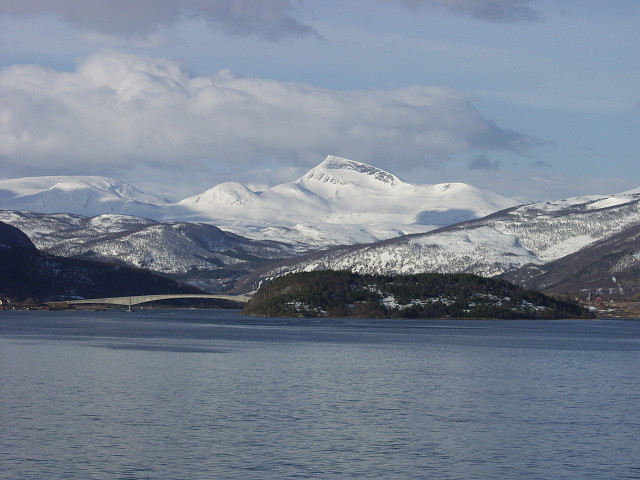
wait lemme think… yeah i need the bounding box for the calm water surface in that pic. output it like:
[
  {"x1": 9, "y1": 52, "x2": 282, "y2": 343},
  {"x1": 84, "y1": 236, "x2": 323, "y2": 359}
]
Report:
[{"x1": 1, "y1": 310, "x2": 639, "y2": 479}]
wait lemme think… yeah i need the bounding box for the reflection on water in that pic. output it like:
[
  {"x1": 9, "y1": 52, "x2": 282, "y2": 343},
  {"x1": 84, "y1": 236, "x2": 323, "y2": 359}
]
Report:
[{"x1": 1, "y1": 310, "x2": 639, "y2": 479}]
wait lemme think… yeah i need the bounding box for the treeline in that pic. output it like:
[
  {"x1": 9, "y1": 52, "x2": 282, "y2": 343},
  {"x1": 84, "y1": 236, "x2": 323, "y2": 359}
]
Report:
[{"x1": 242, "y1": 271, "x2": 592, "y2": 319}]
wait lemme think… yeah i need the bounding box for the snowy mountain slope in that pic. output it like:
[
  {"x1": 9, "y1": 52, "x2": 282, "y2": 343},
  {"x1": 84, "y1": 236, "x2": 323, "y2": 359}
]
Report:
[
  {"x1": 174, "y1": 155, "x2": 521, "y2": 245},
  {"x1": 0, "y1": 209, "x2": 295, "y2": 292},
  {"x1": 456, "y1": 190, "x2": 640, "y2": 261},
  {"x1": 0, "y1": 176, "x2": 165, "y2": 217},
  {"x1": 239, "y1": 225, "x2": 542, "y2": 292},
  {"x1": 236, "y1": 188, "x2": 640, "y2": 292}
]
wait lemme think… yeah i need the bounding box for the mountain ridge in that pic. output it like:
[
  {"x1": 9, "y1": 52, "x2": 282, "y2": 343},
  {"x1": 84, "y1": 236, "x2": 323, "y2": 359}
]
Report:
[{"x1": 0, "y1": 222, "x2": 206, "y2": 303}]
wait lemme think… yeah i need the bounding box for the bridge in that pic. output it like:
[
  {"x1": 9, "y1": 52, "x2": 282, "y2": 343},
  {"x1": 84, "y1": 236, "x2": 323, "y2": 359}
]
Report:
[{"x1": 56, "y1": 294, "x2": 251, "y2": 307}]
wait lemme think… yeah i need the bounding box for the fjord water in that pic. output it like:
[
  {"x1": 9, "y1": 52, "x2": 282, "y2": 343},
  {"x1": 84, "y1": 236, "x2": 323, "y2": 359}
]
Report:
[{"x1": 1, "y1": 311, "x2": 639, "y2": 479}]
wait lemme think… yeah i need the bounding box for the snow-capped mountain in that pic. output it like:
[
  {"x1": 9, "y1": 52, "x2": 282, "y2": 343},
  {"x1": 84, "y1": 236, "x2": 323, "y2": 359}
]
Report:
[
  {"x1": 175, "y1": 155, "x2": 521, "y2": 245},
  {"x1": 237, "y1": 188, "x2": 640, "y2": 293},
  {"x1": 0, "y1": 176, "x2": 165, "y2": 217},
  {"x1": 0, "y1": 156, "x2": 521, "y2": 248}
]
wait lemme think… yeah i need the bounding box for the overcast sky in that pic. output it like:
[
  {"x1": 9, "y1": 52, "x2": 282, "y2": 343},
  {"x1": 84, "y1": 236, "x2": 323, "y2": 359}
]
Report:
[{"x1": 1, "y1": 0, "x2": 638, "y2": 200}]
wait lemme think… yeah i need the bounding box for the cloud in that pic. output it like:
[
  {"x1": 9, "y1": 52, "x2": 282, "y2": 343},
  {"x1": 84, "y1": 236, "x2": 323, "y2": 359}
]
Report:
[
  {"x1": 396, "y1": 0, "x2": 541, "y2": 22},
  {"x1": 469, "y1": 155, "x2": 500, "y2": 171},
  {"x1": 0, "y1": 0, "x2": 317, "y2": 41},
  {"x1": 0, "y1": 52, "x2": 537, "y2": 179}
]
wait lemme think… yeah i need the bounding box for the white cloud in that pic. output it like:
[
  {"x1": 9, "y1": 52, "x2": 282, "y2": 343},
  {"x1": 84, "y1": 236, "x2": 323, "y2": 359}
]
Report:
[{"x1": 0, "y1": 51, "x2": 536, "y2": 179}]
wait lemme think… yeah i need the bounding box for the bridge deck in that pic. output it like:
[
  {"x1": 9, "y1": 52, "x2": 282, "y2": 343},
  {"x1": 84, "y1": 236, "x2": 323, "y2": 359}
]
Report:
[{"x1": 57, "y1": 294, "x2": 251, "y2": 306}]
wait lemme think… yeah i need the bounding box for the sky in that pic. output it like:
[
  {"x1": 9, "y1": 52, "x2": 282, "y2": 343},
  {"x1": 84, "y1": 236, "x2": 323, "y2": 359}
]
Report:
[{"x1": 0, "y1": 0, "x2": 638, "y2": 201}]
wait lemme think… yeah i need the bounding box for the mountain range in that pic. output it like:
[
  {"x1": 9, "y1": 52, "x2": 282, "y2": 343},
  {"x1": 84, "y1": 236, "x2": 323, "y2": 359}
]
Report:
[
  {"x1": 1, "y1": 155, "x2": 639, "y2": 301},
  {"x1": 0, "y1": 155, "x2": 520, "y2": 247}
]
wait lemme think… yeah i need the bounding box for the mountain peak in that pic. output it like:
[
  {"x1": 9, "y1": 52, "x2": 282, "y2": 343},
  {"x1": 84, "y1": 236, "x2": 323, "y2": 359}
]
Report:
[
  {"x1": 297, "y1": 155, "x2": 400, "y2": 194},
  {"x1": 317, "y1": 155, "x2": 368, "y2": 170}
]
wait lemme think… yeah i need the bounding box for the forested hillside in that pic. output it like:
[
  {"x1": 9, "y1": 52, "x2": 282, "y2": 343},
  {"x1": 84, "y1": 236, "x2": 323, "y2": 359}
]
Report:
[{"x1": 243, "y1": 271, "x2": 591, "y2": 319}]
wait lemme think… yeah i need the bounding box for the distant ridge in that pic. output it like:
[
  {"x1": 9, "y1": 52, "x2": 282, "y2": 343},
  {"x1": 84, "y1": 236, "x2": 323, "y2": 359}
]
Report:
[
  {"x1": 297, "y1": 155, "x2": 401, "y2": 193},
  {"x1": 1, "y1": 174, "x2": 639, "y2": 299}
]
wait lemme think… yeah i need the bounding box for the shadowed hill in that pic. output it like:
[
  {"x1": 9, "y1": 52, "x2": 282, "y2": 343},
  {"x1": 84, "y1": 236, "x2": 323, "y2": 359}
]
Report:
[{"x1": 0, "y1": 221, "x2": 36, "y2": 250}]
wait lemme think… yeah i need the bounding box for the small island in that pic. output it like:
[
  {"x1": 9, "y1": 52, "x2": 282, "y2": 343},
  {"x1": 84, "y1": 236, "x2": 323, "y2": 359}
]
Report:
[{"x1": 242, "y1": 271, "x2": 592, "y2": 319}]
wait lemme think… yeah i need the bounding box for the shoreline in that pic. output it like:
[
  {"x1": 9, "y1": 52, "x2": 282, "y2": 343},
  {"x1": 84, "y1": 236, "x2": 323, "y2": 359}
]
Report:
[{"x1": 4, "y1": 299, "x2": 639, "y2": 320}]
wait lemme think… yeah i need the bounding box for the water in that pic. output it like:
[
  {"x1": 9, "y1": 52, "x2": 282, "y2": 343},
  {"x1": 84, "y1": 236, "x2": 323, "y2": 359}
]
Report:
[{"x1": 1, "y1": 310, "x2": 639, "y2": 479}]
